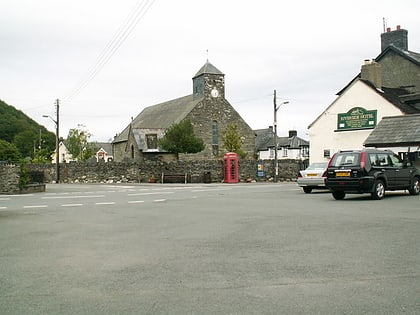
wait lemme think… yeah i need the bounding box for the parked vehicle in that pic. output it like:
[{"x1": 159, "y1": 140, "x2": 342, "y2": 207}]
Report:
[
  {"x1": 325, "y1": 149, "x2": 420, "y2": 200},
  {"x1": 297, "y1": 162, "x2": 328, "y2": 193}
]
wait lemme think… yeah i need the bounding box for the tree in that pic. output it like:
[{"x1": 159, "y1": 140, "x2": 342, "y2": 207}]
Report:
[
  {"x1": 222, "y1": 124, "x2": 247, "y2": 158},
  {"x1": 0, "y1": 140, "x2": 22, "y2": 162},
  {"x1": 158, "y1": 119, "x2": 205, "y2": 155},
  {"x1": 66, "y1": 126, "x2": 95, "y2": 162}
]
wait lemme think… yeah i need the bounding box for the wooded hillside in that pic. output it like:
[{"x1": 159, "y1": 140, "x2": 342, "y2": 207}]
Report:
[{"x1": 0, "y1": 99, "x2": 55, "y2": 159}]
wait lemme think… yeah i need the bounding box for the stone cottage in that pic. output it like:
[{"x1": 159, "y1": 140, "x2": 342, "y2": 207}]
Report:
[{"x1": 113, "y1": 61, "x2": 256, "y2": 161}]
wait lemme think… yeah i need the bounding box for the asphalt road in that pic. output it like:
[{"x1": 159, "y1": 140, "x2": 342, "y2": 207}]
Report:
[{"x1": 0, "y1": 183, "x2": 419, "y2": 314}]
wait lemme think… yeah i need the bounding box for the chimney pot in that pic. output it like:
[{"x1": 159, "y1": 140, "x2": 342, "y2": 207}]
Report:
[
  {"x1": 396, "y1": 25, "x2": 401, "y2": 30},
  {"x1": 387, "y1": 27, "x2": 391, "y2": 32}
]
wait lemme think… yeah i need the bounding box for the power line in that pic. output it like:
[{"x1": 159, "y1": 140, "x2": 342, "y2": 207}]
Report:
[{"x1": 65, "y1": 0, "x2": 156, "y2": 102}]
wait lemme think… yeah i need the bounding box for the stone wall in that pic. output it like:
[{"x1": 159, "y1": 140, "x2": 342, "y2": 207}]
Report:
[
  {"x1": 25, "y1": 159, "x2": 303, "y2": 184},
  {"x1": 0, "y1": 163, "x2": 20, "y2": 194}
]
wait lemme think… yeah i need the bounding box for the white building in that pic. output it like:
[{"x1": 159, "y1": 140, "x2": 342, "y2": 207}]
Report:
[{"x1": 308, "y1": 25, "x2": 420, "y2": 163}]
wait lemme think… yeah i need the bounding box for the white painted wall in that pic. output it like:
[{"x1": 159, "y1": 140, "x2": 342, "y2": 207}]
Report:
[{"x1": 308, "y1": 80, "x2": 404, "y2": 163}]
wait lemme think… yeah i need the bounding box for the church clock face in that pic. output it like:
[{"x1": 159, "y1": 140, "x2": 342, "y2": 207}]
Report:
[{"x1": 211, "y1": 88, "x2": 219, "y2": 98}]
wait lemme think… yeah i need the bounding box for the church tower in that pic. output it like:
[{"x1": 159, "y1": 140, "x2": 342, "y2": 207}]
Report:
[{"x1": 192, "y1": 61, "x2": 225, "y2": 100}]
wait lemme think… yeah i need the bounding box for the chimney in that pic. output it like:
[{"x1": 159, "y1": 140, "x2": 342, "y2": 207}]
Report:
[
  {"x1": 288, "y1": 130, "x2": 297, "y2": 138},
  {"x1": 361, "y1": 60, "x2": 382, "y2": 88},
  {"x1": 381, "y1": 25, "x2": 408, "y2": 51}
]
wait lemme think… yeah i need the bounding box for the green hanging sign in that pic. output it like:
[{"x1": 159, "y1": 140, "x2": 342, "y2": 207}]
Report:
[{"x1": 337, "y1": 107, "x2": 377, "y2": 130}]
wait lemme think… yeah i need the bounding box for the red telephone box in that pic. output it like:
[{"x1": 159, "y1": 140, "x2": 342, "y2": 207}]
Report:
[{"x1": 224, "y1": 152, "x2": 239, "y2": 183}]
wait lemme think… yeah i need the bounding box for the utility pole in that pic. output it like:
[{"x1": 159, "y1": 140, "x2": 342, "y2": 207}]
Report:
[
  {"x1": 273, "y1": 90, "x2": 289, "y2": 183},
  {"x1": 55, "y1": 99, "x2": 60, "y2": 183},
  {"x1": 273, "y1": 90, "x2": 278, "y2": 182}
]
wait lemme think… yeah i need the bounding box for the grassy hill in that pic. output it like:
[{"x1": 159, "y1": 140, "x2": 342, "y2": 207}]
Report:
[{"x1": 0, "y1": 99, "x2": 55, "y2": 159}]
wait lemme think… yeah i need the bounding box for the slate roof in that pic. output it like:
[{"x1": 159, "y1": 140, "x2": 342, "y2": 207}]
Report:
[
  {"x1": 375, "y1": 45, "x2": 420, "y2": 66},
  {"x1": 364, "y1": 81, "x2": 420, "y2": 115},
  {"x1": 193, "y1": 61, "x2": 224, "y2": 78},
  {"x1": 364, "y1": 114, "x2": 420, "y2": 147},
  {"x1": 113, "y1": 94, "x2": 201, "y2": 143},
  {"x1": 95, "y1": 142, "x2": 112, "y2": 154},
  {"x1": 255, "y1": 128, "x2": 309, "y2": 151}
]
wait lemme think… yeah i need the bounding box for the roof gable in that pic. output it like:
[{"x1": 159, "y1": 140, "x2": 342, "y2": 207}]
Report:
[
  {"x1": 308, "y1": 79, "x2": 420, "y2": 129},
  {"x1": 375, "y1": 45, "x2": 420, "y2": 66}
]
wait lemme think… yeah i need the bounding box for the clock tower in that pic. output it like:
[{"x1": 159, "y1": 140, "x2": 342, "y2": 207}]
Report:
[{"x1": 192, "y1": 61, "x2": 225, "y2": 100}]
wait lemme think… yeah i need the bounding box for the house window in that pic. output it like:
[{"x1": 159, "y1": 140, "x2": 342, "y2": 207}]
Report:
[
  {"x1": 131, "y1": 144, "x2": 135, "y2": 159},
  {"x1": 146, "y1": 134, "x2": 158, "y2": 150},
  {"x1": 324, "y1": 149, "x2": 331, "y2": 158},
  {"x1": 282, "y1": 147, "x2": 288, "y2": 157},
  {"x1": 269, "y1": 148, "x2": 274, "y2": 159}
]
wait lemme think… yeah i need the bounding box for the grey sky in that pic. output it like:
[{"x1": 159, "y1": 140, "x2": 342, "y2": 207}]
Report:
[{"x1": 1, "y1": 0, "x2": 419, "y2": 142}]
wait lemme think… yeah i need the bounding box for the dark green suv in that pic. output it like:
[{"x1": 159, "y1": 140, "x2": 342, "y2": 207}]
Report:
[{"x1": 325, "y1": 149, "x2": 420, "y2": 200}]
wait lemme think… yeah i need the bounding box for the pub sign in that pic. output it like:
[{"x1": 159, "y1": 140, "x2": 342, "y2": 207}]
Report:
[{"x1": 337, "y1": 107, "x2": 377, "y2": 131}]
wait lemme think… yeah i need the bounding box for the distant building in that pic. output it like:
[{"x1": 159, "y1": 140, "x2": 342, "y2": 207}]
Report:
[
  {"x1": 94, "y1": 142, "x2": 113, "y2": 162},
  {"x1": 255, "y1": 128, "x2": 309, "y2": 161},
  {"x1": 113, "y1": 61, "x2": 255, "y2": 162},
  {"x1": 51, "y1": 141, "x2": 75, "y2": 163}
]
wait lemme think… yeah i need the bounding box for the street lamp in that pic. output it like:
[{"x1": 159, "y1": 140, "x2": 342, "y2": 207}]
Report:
[
  {"x1": 43, "y1": 99, "x2": 60, "y2": 183},
  {"x1": 273, "y1": 90, "x2": 289, "y2": 182}
]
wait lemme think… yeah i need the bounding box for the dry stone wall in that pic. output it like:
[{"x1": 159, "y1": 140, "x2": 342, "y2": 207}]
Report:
[
  {"x1": 0, "y1": 163, "x2": 20, "y2": 194},
  {"x1": 24, "y1": 159, "x2": 302, "y2": 184}
]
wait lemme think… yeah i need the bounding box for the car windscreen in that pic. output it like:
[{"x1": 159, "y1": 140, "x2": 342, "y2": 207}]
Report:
[
  {"x1": 330, "y1": 153, "x2": 360, "y2": 167},
  {"x1": 306, "y1": 163, "x2": 327, "y2": 170}
]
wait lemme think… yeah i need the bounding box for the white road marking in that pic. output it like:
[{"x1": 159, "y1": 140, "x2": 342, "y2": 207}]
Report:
[
  {"x1": 0, "y1": 207, "x2": 8, "y2": 210},
  {"x1": 61, "y1": 204, "x2": 83, "y2": 207},
  {"x1": 192, "y1": 188, "x2": 232, "y2": 192},
  {"x1": 154, "y1": 199, "x2": 166, "y2": 202},
  {"x1": 23, "y1": 205, "x2": 47, "y2": 209},
  {"x1": 128, "y1": 200, "x2": 145, "y2": 204},
  {"x1": 128, "y1": 192, "x2": 174, "y2": 196},
  {"x1": 0, "y1": 198, "x2": 11, "y2": 200},
  {"x1": 95, "y1": 202, "x2": 116, "y2": 205},
  {"x1": 42, "y1": 195, "x2": 105, "y2": 199}
]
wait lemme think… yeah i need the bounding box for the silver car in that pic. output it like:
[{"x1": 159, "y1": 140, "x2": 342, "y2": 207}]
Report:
[{"x1": 297, "y1": 162, "x2": 328, "y2": 193}]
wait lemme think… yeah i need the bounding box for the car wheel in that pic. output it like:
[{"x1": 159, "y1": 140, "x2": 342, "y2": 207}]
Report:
[
  {"x1": 332, "y1": 191, "x2": 345, "y2": 200},
  {"x1": 408, "y1": 177, "x2": 420, "y2": 195},
  {"x1": 303, "y1": 187, "x2": 312, "y2": 194},
  {"x1": 371, "y1": 180, "x2": 385, "y2": 200}
]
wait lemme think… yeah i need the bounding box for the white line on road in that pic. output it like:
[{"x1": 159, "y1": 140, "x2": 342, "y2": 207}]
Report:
[
  {"x1": 192, "y1": 188, "x2": 232, "y2": 192},
  {"x1": 95, "y1": 202, "x2": 116, "y2": 205},
  {"x1": 0, "y1": 207, "x2": 8, "y2": 210},
  {"x1": 128, "y1": 192, "x2": 174, "y2": 196},
  {"x1": 23, "y1": 205, "x2": 47, "y2": 209},
  {"x1": 0, "y1": 198, "x2": 11, "y2": 200},
  {"x1": 61, "y1": 204, "x2": 83, "y2": 207},
  {"x1": 154, "y1": 199, "x2": 167, "y2": 202},
  {"x1": 128, "y1": 200, "x2": 145, "y2": 204},
  {"x1": 42, "y1": 195, "x2": 105, "y2": 199}
]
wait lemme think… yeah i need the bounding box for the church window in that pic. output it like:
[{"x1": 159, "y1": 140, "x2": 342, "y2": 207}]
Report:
[
  {"x1": 131, "y1": 144, "x2": 135, "y2": 159},
  {"x1": 212, "y1": 120, "x2": 218, "y2": 145},
  {"x1": 146, "y1": 134, "x2": 158, "y2": 150},
  {"x1": 212, "y1": 120, "x2": 219, "y2": 156}
]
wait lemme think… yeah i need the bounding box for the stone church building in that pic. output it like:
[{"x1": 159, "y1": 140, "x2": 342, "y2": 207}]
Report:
[{"x1": 112, "y1": 61, "x2": 256, "y2": 162}]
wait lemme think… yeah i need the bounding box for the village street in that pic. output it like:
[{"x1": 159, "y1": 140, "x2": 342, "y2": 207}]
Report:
[{"x1": 0, "y1": 183, "x2": 419, "y2": 314}]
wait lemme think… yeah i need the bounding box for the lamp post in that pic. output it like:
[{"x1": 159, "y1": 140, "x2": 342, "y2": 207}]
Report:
[
  {"x1": 43, "y1": 99, "x2": 60, "y2": 183},
  {"x1": 273, "y1": 90, "x2": 289, "y2": 182}
]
